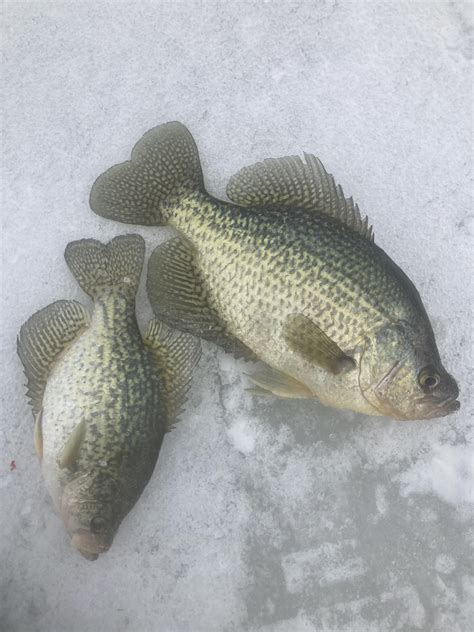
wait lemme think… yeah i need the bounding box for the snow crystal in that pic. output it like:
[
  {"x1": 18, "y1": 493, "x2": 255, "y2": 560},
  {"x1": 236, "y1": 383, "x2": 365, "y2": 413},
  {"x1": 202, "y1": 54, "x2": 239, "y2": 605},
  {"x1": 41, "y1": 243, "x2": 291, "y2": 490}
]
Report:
[
  {"x1": 227, "y1": 417, "x2": 257, "y2": 455},
  {"x1": 398, "y1": 444, "x2": 474, "y2": 508}
]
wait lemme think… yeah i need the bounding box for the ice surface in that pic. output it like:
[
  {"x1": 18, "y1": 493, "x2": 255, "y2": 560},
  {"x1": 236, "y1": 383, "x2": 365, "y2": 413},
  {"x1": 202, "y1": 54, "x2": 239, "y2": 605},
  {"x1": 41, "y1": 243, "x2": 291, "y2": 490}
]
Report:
[{"x1": 1, "y1": 1, "x2": 473, "y2": 631}]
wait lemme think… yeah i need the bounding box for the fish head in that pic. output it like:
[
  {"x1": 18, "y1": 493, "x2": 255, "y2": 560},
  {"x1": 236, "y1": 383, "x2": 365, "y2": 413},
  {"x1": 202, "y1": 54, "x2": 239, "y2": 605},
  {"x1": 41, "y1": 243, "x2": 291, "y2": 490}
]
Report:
[
  {"x1": 359, "y1": 321, "x2": 460, "y2": 420},
  {"x1": 60, "y1": 471, "x2": 122, "y2": 560}
]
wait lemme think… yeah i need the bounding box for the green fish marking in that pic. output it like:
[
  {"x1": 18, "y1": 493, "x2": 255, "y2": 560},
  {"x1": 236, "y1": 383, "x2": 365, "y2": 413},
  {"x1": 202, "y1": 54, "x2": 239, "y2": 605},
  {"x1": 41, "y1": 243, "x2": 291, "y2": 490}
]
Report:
[
  {"x1": 90, "y1": 123, "x2": 459, "y2": 420},
  {"x1": 18, "y1": 235, "x2": 200, "y2": 560}
]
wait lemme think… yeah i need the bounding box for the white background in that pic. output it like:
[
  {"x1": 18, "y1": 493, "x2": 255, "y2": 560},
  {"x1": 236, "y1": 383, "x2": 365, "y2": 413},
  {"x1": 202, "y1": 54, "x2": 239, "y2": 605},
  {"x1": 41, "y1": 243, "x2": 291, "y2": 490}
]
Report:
[{"x1": 1, "y1": 1, "x2": 472, "y2": 631}]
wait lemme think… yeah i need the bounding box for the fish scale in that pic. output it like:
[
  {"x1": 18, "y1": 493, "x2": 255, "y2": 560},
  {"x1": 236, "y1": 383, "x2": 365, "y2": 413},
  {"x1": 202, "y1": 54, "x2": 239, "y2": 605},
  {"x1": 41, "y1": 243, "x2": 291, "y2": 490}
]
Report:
[
  {"x1": 18, "y1": 235, "x2": 201, "y2": 559},
  {"x1": 90, "y1": 121, "x2": 459, "y2": 420},
  {"x1": 37, "y1": 306, "x2": 162, "y2": 532},
  {"x1": 169, "y1": 195, "x2": 395, "y2": 348}
]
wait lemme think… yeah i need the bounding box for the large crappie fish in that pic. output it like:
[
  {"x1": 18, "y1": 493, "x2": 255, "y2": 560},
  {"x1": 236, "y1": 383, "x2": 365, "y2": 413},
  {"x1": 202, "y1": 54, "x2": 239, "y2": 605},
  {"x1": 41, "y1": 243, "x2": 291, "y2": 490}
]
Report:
[
  {"x1": 18, "y1": 234, "x2": 200, "y2": 560},
  {"x1": 90, "y1": 122, "x2": 459, "y2": 420}
]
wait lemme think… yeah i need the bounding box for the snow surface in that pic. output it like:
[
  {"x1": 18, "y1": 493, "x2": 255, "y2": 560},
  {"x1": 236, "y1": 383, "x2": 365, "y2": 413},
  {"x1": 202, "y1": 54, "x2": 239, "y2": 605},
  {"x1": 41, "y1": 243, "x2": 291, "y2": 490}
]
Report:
[{"x1": 1, "y1": 1, "x2": 473, "y2": 631}]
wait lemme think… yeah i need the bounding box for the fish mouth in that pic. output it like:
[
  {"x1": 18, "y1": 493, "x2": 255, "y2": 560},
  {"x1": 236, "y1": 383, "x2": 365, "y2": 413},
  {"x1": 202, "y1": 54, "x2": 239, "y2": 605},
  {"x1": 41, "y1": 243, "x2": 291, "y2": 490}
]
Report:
[
  {"x1": 375, "y1": 396, "x2": 460, "y2": 420},
  {"x1": 71, "y1": 529, "x2": 112, "y2": 561},
  {"x1": 418, "y1": 395, "x2": 460, "y2": 419},
  {"x1": 389, "y1": 393, "x2": 461, "y2": 420},
  {"x1": 366, "y1": 388, "x2": 460, "y2": 421}
]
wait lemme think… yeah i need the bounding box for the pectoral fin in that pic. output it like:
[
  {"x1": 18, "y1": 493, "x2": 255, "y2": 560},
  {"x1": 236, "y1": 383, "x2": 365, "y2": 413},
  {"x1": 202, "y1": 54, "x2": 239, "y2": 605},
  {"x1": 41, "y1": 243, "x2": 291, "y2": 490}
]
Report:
[
  {"x1": 58, "y1": 420, "x2": 86, "y2": 470},
  {"x1": 34, "y1": 409, "x2": 43, "y2": 462},
  {"x1": 283, "y1": 314, "x2": 355, "y2": 375},
  {"x1": 247, "y1": 366, "x2": 313, "y2": 399}
]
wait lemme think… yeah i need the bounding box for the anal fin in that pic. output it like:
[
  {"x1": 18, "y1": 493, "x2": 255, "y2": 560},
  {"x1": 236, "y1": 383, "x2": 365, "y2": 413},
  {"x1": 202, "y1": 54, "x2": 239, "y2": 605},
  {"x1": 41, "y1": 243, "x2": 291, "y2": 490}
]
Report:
[
  {"x1": 146, "y1": 237, "x2": 255, "y2": 360},
  {"x1": 247, "y1": 365, "x2": 313, "y2": 399},
  {"x1": 17, "y1": 300, "x2": 90, "y2": 417}
]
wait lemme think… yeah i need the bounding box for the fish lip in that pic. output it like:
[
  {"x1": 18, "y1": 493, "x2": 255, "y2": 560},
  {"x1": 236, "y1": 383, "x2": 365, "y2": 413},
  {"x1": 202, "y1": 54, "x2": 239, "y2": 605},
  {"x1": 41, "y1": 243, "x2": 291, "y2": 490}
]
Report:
[
  {"x1": 71, "y1": 529, "x2": 112, "y2": 560},
  {"x1": 430, "y1": 395, "x2": 460, "y2": 417},
  {"x1": 78, "y1": 550, "x2": 99, "y2": 562},
  {"x1": 403, "y1": 395, "x2": 460, "y2": 420},
  {"x1": 367, "y1": 393, "x2": 460, "y2": 422}
]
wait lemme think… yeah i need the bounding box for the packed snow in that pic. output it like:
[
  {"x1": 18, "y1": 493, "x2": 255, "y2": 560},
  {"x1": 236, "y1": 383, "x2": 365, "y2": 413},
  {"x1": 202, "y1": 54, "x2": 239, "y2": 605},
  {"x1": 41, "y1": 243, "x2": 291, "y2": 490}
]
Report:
[{"x1": 1, "y1": 1, "x2": 472, "y2": 631}]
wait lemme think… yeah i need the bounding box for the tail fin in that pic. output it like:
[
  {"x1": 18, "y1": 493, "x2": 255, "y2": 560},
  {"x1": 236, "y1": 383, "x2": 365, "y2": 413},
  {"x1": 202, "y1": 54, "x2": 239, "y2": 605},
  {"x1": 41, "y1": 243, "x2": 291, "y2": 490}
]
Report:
[
  {"x1": 64, "y1": 234, "x2": 145, "y2": 298},
  {"x1": 89, "y1": 122, "x2": 204, "y2": 226}
]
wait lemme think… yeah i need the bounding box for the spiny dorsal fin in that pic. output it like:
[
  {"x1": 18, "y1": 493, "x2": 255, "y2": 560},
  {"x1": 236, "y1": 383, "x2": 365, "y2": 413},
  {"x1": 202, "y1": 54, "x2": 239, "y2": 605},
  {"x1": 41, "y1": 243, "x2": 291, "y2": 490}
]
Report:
[
  {"x1": 146, "y1": 237, "x2": 256, "y2": 360},
  {"x1": 283, "y1": 314, "x2": 356, "y2": 375},
  {"x1": 17, "y1": 300, "x2": 90, "y2": 416},
  {"x1": 227, "y1": 153, "x2": 374, "y2": 241},
  {"x1": 144, "y1": 319, "x2": 201, "y2": 426}
]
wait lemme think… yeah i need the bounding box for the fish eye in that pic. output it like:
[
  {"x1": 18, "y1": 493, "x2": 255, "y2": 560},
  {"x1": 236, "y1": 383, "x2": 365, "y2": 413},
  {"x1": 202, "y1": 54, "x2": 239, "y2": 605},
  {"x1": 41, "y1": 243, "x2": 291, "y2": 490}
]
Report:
[
  {"x1": 90, "y1": 516, "x2": 107, "y2": 533},
  {"x1": 418, "y1": 368, "x2": 440, "y2": 390}
]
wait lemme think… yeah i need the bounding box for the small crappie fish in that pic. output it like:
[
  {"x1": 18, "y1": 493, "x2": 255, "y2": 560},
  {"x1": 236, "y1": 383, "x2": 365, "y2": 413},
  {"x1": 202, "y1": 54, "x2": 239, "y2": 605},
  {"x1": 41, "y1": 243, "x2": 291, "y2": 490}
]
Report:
[
  {"x1": 17, "y1": 235, "x2": 200, "y2": 560},
  {"x1": 90, "y1": 123, "x2": 459, "y2": 420}
]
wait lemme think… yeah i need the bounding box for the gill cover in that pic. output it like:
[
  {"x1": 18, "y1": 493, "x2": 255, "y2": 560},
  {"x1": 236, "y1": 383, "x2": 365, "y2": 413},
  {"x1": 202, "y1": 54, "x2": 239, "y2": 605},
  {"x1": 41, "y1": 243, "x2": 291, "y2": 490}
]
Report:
[{"x1": 359, "y1": 322, "x2": 459, "y2": 420}]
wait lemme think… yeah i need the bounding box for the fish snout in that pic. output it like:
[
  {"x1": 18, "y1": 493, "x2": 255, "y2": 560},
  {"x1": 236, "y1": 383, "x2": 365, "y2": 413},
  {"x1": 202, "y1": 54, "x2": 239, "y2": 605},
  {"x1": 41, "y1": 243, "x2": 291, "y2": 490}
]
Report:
[
  {"x1": 430, "y1": 392, "x2": 460, "y2": 417},
  {"x1": 71, "y1": 529, "x2": 113, "y2": 560},
  {"x1": 417, "y1": 373, "x2": 460, "y2": 419},
  {"x1": 419, "y1": 396, "x2": 460, "y2": 419},
  {"x1": 430, "y1": 372, "x2": 460, "y2": 416},
  {"x1": 441, "y1": 397, "x2": 461, "y2": 415}
]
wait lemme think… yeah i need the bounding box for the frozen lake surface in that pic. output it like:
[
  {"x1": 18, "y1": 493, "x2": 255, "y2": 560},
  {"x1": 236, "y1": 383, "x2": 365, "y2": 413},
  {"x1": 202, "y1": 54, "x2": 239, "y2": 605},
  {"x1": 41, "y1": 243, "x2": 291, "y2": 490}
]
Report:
[{"x1": 1, "y1": 2, "x2": 472, "y2": 630}]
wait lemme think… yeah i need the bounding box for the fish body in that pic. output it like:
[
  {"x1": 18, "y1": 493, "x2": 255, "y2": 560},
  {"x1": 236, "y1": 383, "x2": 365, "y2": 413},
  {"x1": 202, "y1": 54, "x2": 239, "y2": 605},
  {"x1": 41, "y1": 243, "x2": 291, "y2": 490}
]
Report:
[
  {"x1": 90, "y1": 123, "x2": 459, "y2": 420},
  {"x1": 18, "y1": 235, "x2": 200, "y2": 559},
  {"x1": 162, "y1": 194, "x2": 428, "y2": 415}
]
